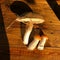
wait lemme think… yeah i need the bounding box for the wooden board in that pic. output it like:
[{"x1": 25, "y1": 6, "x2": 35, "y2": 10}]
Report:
[{"x1": 1, "y1": 0, "x2": 60, "y2": 60}]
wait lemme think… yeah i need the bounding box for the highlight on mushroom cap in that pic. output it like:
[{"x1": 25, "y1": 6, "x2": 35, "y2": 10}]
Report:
[
  {"x1": 16, "y1": 17, "x2": 45, "y2": 24},
  {"x1": 42, "y1": 35, "x2": 48, "y2": 40},
  {"x1": 34, "y1": 35, "x2": 41, "y2": 41}
]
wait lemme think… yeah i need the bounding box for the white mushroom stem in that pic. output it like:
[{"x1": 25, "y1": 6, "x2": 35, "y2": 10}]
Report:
[
  {"x1": 37, "y1": 36, "x2": 48, "y2": 50},
  {"x1": 28, "y1": 35, "x2": 41, "y2": 50},
  {"x1": 23, "y1": 22, "x2": 33, "y2": 45}
]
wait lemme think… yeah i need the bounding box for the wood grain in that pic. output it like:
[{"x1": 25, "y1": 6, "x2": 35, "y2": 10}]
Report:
[{"x1": 1, "y1": 0, "x2": 60, "y2": 60}]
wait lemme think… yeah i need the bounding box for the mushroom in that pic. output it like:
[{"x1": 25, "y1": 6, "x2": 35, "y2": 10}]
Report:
[
  {"x1": 16, "y1": 17, "x2": 44, "y2": 45},
  {"x1": 37, "y1": 35, "x2": 48, "y2": 50},
  {"x1": 28, "y1": 35, "x2": 41, "y2": 50},
  {"x1": 23, "y1": 21, "x2": 33, "y2": 45},
  {"x1": 8, "y1": 1, "x2": 45, "y2": 45}
]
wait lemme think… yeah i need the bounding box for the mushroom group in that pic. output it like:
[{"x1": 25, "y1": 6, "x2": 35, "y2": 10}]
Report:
[
  {"x1": 28, "y1": 35, "x2": 48, "y2": 50},
  {"x1": 16, "y1": 17, "x2": 44, "y2": 44},
  {"x1": 9, "y1": 1, "x2": 48, "y2": 50},
  {"x1": 16, "y1": 17, "x2": 48, "y2": 50}
]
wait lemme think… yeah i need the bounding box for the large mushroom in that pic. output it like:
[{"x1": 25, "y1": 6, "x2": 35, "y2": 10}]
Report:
[{"x1": 16, "y1": 17, "x2": 45, "y2": 45}]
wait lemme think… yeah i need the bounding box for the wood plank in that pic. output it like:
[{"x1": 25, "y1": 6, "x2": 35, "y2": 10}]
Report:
[
  {"x1": 10, "y1": 47, "x2": 60, "y2": 60},
  {"x1": 1, "y1": 1, "x2": 60, "y2": 60},
  {"x1": 10, "y1": 47, "x2": 60, "y2": 56},
  {"x1": 1, "y1": 0, "x2": 60, "y2": 47}
]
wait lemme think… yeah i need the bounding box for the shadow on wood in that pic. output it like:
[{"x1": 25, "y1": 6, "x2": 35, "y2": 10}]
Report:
[
  {"x1": 46, "y1": 0, "x2": 60, "y2": 20},
  {"x1": 0, "y1": 5, "x2": 10, "y2": 60},
  {"x1": 25, "y1": 0, "x2": 36, "y2": 4},
  {"x1": 10, "y1": 1, "x2": 33, "y2": 17}
]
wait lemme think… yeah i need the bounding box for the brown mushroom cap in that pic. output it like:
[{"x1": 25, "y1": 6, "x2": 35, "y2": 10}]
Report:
[
  {"x1": 34, "y1": 35, "x2": 41, "y2": 41},
  {"x1": 42, "y1": 35, "x2": 48, "y2": 40}
]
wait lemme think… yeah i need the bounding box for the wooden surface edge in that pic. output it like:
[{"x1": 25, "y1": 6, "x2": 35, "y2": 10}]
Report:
[{"x1": 10, "y1": 47, "x2": 60, "y2": 56}]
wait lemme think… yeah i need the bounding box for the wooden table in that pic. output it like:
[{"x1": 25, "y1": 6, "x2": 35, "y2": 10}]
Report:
[{"x1": 1, "y1": 0, "x2": 60, "y2": 60}]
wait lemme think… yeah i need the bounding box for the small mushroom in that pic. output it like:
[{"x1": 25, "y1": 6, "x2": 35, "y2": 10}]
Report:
[
  {"x1": 16, "y1": 17, "x2": 44, "y2": 45},
  {"x1": 28, "y1": 35, "x2": 41, "y2": 50},
  {"x1": 37, "y1": 35, "x2": 48, "y2": 50}
]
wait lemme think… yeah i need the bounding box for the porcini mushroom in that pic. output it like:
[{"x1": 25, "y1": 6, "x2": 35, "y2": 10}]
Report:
[
  {"x1": 37, "y1": 35, "x2": 48, "y2": 50},
  {"x1": 16, "y1": 17, "x2": 44, "y2": 45},
  {"x1": 28, "y1": 35, "x2": 41, "y2": 50}
]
